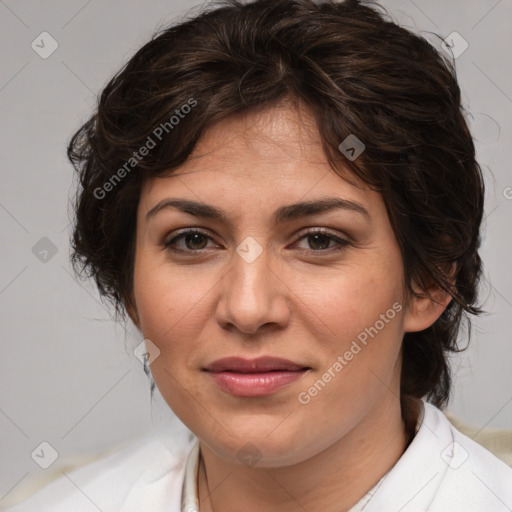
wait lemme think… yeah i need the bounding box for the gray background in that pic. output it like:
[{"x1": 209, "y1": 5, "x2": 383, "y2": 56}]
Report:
[{"x1": 1, "y1": 0, "x2": 511, "y2": 506}]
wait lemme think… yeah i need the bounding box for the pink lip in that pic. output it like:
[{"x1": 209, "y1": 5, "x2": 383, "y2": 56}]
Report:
[{"x1": 203, "y1": 357, "x2": 310, "y2": 397}]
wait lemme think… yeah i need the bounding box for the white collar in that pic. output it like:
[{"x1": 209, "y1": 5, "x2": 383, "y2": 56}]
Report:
[{"x1": 181, "y1": 441, "x2": 201, "y2": 512}]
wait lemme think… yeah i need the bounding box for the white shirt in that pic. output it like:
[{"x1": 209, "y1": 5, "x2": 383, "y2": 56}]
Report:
[{"x1": 3, "y1": 399, "x2": 512, "y2": 512}]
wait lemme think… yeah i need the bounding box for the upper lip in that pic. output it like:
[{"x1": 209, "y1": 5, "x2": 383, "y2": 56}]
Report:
[{"x1": 204, "y1": 356, "x2": 310, "y2": 373}]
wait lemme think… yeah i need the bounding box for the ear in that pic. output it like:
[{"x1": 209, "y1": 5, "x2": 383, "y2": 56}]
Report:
[{"x1": 403, "y1": 273, "x2": 454, "y2": 333}]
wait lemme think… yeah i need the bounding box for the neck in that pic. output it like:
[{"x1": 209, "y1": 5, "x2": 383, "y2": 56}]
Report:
[{"x1": 197, "y1": 393, "x2": 419, "y2": 512}]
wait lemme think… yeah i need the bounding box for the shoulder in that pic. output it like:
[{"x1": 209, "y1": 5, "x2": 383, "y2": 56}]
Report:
[
  {"x1": 364, "y1": 399, "x2": 512, "y2": 512},
  {"x1": 424, "y1": 401, "x2": 512, "y2": 512},
  {"x1": 3, "y1": 422, "x2": 197, "y2": 512}
]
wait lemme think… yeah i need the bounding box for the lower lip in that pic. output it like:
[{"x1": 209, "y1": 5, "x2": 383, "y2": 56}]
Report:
[{"x1": 206, "y1": 370, "x2": 307, "y2": 397}]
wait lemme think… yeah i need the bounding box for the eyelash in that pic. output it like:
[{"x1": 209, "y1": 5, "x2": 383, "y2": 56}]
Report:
[{"x1": 162, "y1": 227, "x2": 351, "y2": 255}]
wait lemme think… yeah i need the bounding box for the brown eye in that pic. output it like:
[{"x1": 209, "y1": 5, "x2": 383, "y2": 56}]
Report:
[
  {"x1": 306, "y1": 233, "x2": 333, "y2": 250},
  {"x1": 294, "y1": 229, "x2": 351, "y2": 253},
  {"x1": 164, "y1": 229, "x2": 215, "y2": 253},
  {"x1": 182, "y1": 232, "x2": 209, "y2": 250}
]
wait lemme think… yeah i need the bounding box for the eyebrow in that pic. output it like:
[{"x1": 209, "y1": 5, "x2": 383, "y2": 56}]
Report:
[{"x1": 146, "y1": 197, "x2": 371, "y2": 225}]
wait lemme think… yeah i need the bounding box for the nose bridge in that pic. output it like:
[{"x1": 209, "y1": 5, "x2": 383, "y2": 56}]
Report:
[
  {"x1": 235, "y1": 238, "x2": 273, "y2": 297},
  {"x1": 216, "y1": 237, "x2": 289, "y2": 334}
]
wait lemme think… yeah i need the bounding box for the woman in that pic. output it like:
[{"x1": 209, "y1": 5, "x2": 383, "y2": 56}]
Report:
[{"x1": 5, "y1": 0, "x2": 511, "y2": 510}]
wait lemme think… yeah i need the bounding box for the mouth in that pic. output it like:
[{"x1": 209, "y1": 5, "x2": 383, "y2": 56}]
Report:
[{"x1": 203, "y1": 356, "x2": 311, "y2": 397}]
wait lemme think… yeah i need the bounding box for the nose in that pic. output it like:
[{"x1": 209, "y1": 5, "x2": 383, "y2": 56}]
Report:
[{"x1": 215, "y1": 243, "x2": 291, "y2": 336}]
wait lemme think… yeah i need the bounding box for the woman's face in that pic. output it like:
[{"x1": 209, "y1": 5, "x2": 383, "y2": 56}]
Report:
[{"x1": 131, "y1": 102, "x2": 418, "y2": 467}]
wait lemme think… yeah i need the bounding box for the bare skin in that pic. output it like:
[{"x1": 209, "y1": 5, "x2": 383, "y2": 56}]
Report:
[{"x1": 128, "y1": 99, "x2": 450, "y2": 512}]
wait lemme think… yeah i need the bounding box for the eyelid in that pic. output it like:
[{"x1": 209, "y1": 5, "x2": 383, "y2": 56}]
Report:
[
  {"x1": 294, "y1": 226, "x2": 349, "y2": 241},
  {"x1": 163, "y1": 227, "x2": 216, "y2": 248}
]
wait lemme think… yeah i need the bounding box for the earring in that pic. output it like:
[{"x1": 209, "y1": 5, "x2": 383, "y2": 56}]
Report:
[{"x1": 142, "y1": 353, "x2": 156, "y2": 399}]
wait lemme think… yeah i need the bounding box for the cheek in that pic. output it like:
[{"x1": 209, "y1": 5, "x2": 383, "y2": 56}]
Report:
[
  {"x1": 296, "y1": 263, "x2": 404, "y2": 344},
  {"x1": 134, "y1": 255, "x2": 215, "y2": 338},
  {"x1": 293, "y1": 266, "x2": 405, "y2": 429},
  {"x1": 132, "y1": 259, "x2": 215, "y2": 423},
  {"x1": 292, "y1": 255, "x2": 406, "y2": 406}
]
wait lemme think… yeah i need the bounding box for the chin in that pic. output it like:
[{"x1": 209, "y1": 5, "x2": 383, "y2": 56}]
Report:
[{"x1": 198, "y1": 422, "x2": 323, "y2": 468}]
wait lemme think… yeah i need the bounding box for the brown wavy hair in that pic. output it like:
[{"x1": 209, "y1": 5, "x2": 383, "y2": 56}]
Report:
[{"x1": 68, "y1": 0, "x2": 484, "y2": 410}]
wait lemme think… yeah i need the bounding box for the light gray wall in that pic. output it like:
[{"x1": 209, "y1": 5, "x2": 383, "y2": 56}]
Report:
[{"x1": 1, "y1": 0, "x2": 511, "y2": 505}]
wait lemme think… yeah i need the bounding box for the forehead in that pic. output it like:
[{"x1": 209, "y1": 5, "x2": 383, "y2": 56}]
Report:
[
  {"x1": 190, "y1": 100, "x2": 324, "y2": 166},
  {"x1": 137, "y1": 102, "x2": 382, "y2": 225}
]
